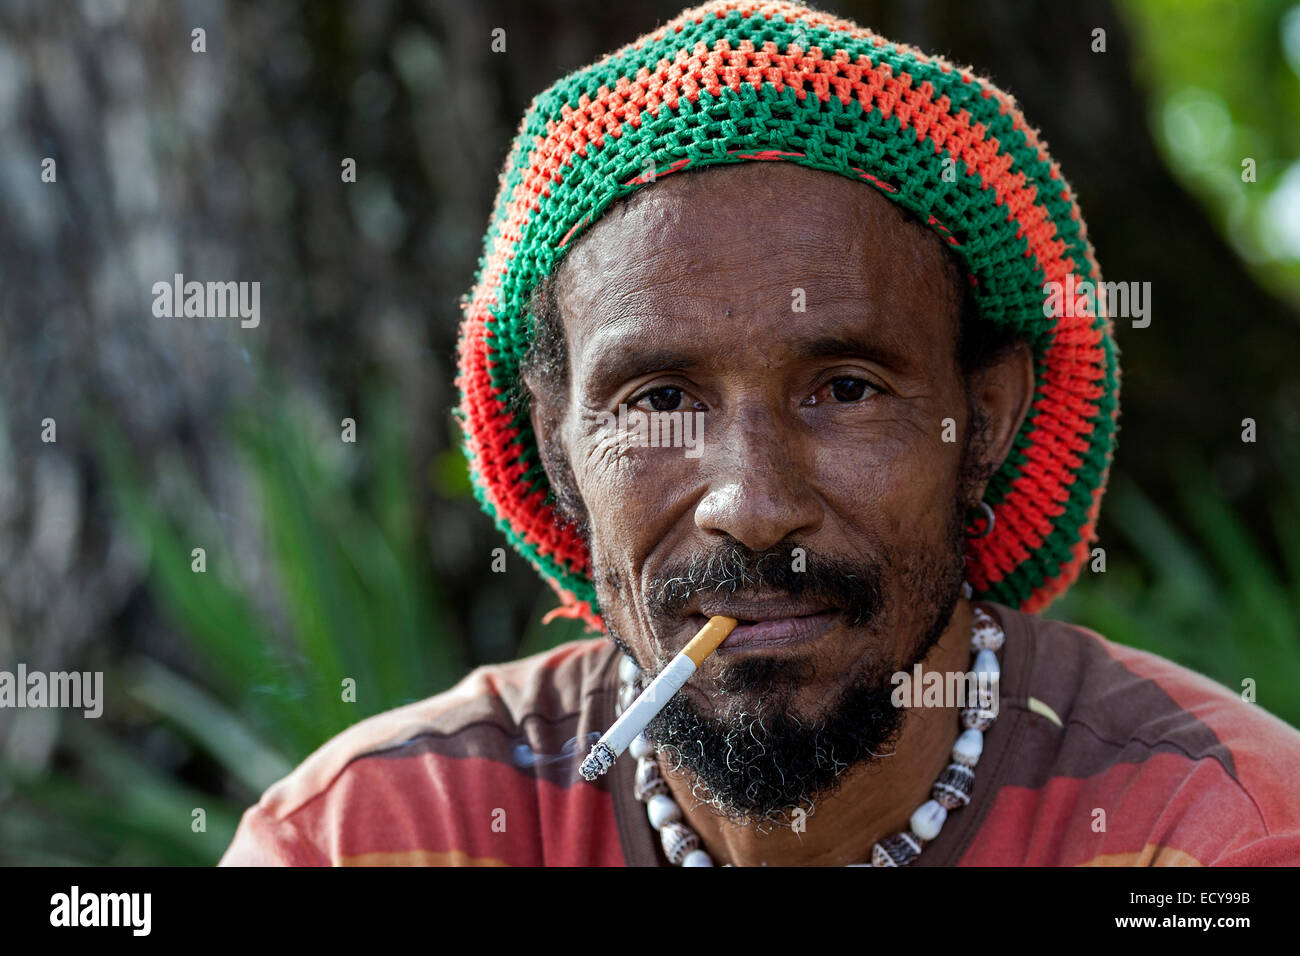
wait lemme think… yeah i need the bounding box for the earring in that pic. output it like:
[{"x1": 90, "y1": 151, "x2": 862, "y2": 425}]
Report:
[{"x1": 966, "y1": 500, "x2": 995, "y2": 539}]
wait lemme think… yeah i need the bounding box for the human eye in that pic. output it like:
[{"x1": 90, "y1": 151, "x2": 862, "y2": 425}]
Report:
[
  {"x1": 628, "y1": 385, "x2": 690, "y2": 412},
  {"x1": 803, "y1": 374, "x2": 881, "y2": 406}
]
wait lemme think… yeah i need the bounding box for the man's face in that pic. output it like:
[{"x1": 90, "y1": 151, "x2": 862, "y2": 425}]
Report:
[{"x1": 528, "y1": 162, "x2": 1001, "y2": 826}]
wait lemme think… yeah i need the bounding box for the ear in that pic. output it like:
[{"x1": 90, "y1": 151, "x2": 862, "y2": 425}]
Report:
[
  {"x1": 523, "y1": 371, "x2": 564, "y2": 463},
  {"x1": 522, "y1": 373, "x2": 592, "y2": 534},
  {"x1": 522, "y1": 371, "x2": 577, "y2": 503},
  {"x1": 967, "y1": 342, "x2": 1035, "y2": 496}
]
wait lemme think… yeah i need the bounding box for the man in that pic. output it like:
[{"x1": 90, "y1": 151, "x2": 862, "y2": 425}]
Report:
[{"x1": 221, "y1": 0, "x2": 1300, "y2": 866}]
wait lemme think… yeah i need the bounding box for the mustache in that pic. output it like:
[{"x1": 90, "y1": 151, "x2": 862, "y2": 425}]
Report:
[{"x1": 644, "y1": 537, "x2": 886, "y2": 629}]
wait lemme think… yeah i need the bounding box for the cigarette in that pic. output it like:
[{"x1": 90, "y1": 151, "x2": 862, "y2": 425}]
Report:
[{"x1": 580, "y1": 615, "x2": 738, "y2": 781}]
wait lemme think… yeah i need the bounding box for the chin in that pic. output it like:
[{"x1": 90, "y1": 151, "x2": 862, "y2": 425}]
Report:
[{"x1": 706, "y1": 682, "x2": 838, "y2": 728}]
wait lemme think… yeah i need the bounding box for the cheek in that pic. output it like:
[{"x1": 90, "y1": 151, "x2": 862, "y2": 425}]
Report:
[
  {"x1": 813, "y1": 426, "x2": 963, "y2": 538},
  {"x1": 577, "y1": 446, "x2": 691, "y2": 664},
  {"x1": 578, "y1": 434, "x2": 653, "y2": 527},
  {"x1": 574, "y1": 429, "x2": 695, "y2": 567}
]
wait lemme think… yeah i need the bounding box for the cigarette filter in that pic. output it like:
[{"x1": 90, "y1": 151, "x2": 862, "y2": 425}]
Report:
[{"x1": 579, "y1": 615, "x2": 738, "y2": 781}]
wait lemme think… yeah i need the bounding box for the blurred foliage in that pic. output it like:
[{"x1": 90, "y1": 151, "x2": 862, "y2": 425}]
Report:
[
  {"x1": 1051, "y1": 461, "x2": 1300, "y2": 729},
  {"x1": 102, "y1": 385, "x2": 467, "y2": 748},
  {"x1": 2, "y1": 384, "x2": 473, "y2": 863},
  {"x1": 1121, "y1": 0, "x2": 1300, "y2": 299}
]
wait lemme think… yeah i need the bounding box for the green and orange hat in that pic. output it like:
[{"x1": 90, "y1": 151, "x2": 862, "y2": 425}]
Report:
[{"x1": 455, "y1": 0, "x2": 1120, "y2": 633}]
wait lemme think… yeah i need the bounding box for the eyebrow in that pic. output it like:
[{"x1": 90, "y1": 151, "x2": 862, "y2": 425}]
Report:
[
  {"x1": 581, "y1": 326, "x2": 917, "y2": 395},
  {"x1": 794, "y1": 332, "x2": 913, "y2": 366}
]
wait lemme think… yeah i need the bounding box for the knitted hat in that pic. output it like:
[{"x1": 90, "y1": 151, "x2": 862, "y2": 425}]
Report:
[{"x1": 455, "y1": 0, "x2": 1120, "y2": 633}]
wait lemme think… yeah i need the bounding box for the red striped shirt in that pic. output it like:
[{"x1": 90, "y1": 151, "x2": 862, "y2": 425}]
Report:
[{"x1": 220, "y1": 603, "x2": 1300, "y2": 866}]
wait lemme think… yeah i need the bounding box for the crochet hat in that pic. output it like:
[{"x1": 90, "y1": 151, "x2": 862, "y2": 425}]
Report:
[{"x1": 455, "y1": 0, "x2": 1120, "y2": 633}]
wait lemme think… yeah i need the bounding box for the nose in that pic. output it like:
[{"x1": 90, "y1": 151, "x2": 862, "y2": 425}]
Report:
[{"x1": 693, "y1": 404, "x2": 823, "y2": 552}]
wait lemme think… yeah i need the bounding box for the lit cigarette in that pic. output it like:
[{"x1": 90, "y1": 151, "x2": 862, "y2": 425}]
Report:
[{"x1": 580, "y1": 615, "x2": 738, "y2": 781}]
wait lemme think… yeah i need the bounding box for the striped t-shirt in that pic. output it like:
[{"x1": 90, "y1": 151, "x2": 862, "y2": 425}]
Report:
[{"x1": 219, "y1": 602, "x2": 1300, "y2": 866}]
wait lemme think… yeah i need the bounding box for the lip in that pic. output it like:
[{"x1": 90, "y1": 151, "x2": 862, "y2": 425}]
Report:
[{"x1": 686, "y1": 610, "x2": 841, "y2": 651}]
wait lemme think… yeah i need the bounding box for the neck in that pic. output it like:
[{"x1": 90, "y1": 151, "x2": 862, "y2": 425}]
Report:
[{"x1": 660, "y1": 599, "x2": 974, "y2": 866}]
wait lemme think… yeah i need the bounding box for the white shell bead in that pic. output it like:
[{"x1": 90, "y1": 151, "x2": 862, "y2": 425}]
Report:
[
  {"x1": 618, "y1": 683, "x2": 638, "y2": 712},
  {"x1": 660, "y1": 821, "x2": 699, "y2": 864},
  {"x1": 970, "y1": 611, "x2": 1005, "y2": 652},
  {"x1": 974, "y1": 648, "x2": 1000, "y2": 677},
  {"x1": 629, "y1": 732, "x2": 655, "y2": 760},
  {"x1": 909, "y1": 799, "x2": 948, "y2": 841},
  {"x1": 634, "y1": 756, "x2": 669, "y2": 801},
  {"x1": 952, "y1": 728, "x2": 984, "y2": 767},
  {"x1": 647, "y1": 793, "x2": 682, "y2": 829},
  {"x1": 681, "y1": 849, "x2": 713, "y2": 867},
  {"x1": 619, "y1": 655, "x2": 640, "y2": 685}
]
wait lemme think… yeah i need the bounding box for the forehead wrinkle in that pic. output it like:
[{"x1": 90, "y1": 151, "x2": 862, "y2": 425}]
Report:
[
  {"x1": 567, "y1": 245, "x2": 945, "y2": 353},
  {"x1": 563, "y1": 225, "x2": 953, "y2": 333},
  {"x1": 564, "y1": 249, "x2": 907, "y2": 334}
]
